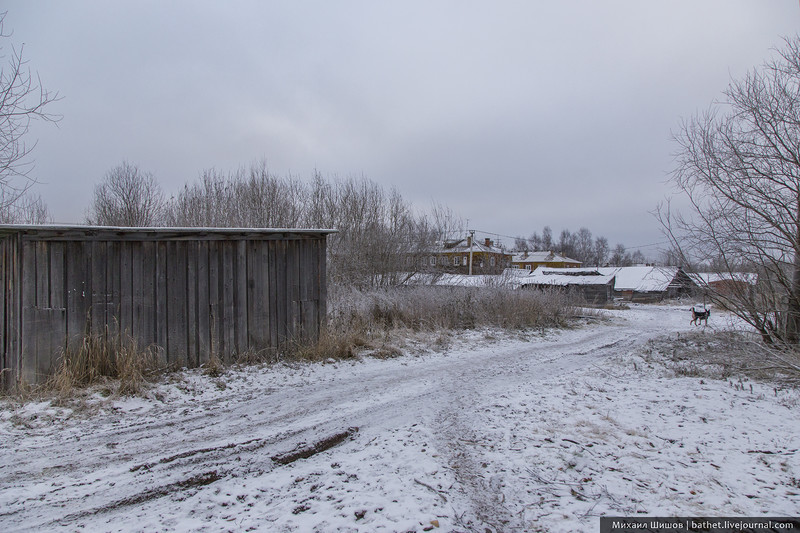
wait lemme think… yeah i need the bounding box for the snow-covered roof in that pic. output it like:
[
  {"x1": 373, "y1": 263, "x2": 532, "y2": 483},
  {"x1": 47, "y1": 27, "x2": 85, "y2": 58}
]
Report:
[
  {"x1": 436, "y1": 238, "x2": 507, "y2": 255},
  {"x1": 511, "y1": 250, "x2": 581, "y2": 264},
  {"x1": 596, "y1": 266, "x2": 684, "y2": 292},
  {"x1": 689, "y1": 272, "x2": 758, "y2": 286},
  {"x1": 519, "y1": 267, "x2": 616, "y2": 287},
  {"x1": 405, "y1": 272, "x2": 517, "y2": 288}
]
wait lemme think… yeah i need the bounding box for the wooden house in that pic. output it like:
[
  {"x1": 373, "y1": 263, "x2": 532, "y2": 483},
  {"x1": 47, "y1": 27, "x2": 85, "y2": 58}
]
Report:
[
  {"x1": 597, "y1": 266, "x2": 696, "y2": 302},
  {"x1": 0, "y1": 225, "x2": 335, "y2": 389},
  {"x1": 421, "y1": 236, "x2": 512, "y2": 275},
  {"x1": 511, "y1": 251, "x2": 582, "y2": 271},
  {"x1": 518, "y1": 267, "x2": 615, "y2": 305}
]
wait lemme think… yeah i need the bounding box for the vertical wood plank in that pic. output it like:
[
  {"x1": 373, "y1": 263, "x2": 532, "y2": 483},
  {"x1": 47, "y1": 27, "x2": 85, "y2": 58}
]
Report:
[
  {"x1": 65, "y1": 241, "x2": 90, "y2": 355},
  {"x1": 5, "y1": 236, "x2": 22, "y2": 389},
  {"x1": 105, "y1": 241, "x2": 120, "y2": 341},
  {"x1": 246, "y1": 241, "x2": 269, "y2": 350},
  {"x1": 138, "y1": 241, "x2": 156, "y2": 349},
  {"x1": 35, "y1": 241, "x2": 48, "y2": 309},
  {"x1": 167, "y1": 241, "x2": 188, "y2": 367},
  {"x1": 271, "y1": 240, "x2": 283, "y2": 347},
  {"x1": 196, "y1": 240, "x2": 210, "y2": 366},
  {"x1": 208, "y1": 241, "x2": 221, "y2": 362},
  {"x1": 119, "y1": 241, "x2": 133, "y2": 339},
  {"x1": 186, "y1": 240, "x2": 198, "y2": 367},
  {"x1": 155, "y1": 241, "x2": 168, "y2": 366},
  {"x1": 20, "y1": 240, "x2": 37, "y2": 385},
  {"x1": 319, "y1": 237, "x2": 328, "y2": 333},
  {"x1": 222, "y1": 241, "x2": 236, "y2": 361},
  {"x1": 287, "y1": 239, "x2": 300, "y2": 341},
  {"x1": 234, "y1": 240, "x2": 247, "y2": 356},
  {"x1": 0, "y1": 238, "x2": 6, "y2": 386},
  {"x1": 88, "y1": 240, "x2": 106, "y2": 339}
]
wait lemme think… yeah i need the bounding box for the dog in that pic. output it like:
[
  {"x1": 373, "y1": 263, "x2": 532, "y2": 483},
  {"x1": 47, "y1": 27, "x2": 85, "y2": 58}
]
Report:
[{"x1": 690, "y1": 307, "x2": 710, "y2": 326}]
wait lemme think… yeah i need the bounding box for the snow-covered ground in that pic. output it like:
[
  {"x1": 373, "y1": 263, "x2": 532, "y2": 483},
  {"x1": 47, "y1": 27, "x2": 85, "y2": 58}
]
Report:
[{"x1": 1, "y1": 304, "x2": 798, "y2": 532}]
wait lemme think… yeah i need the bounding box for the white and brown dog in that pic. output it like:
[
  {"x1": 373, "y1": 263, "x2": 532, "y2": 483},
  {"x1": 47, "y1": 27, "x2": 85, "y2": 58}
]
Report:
[{"x1": 690, "y1": 307, "x2": 710, "y2": 326}]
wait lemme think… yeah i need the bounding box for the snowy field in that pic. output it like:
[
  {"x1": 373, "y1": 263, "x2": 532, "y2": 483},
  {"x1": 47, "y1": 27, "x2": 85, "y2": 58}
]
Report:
[{"x1": 1, "y1": 304, "x2": 798, "y2": 532}]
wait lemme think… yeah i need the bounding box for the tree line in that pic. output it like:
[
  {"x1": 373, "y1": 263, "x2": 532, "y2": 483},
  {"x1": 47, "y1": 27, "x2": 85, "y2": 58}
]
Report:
[
  {"x1": 515, "y1": 226, "x2": 646, "y2": 267},
  {"x1": 5, "y1": 156, "x2": 652, "y2": 286},
  {"x1": 84, "y1": 160, "x2": 462, "y2": 288}
]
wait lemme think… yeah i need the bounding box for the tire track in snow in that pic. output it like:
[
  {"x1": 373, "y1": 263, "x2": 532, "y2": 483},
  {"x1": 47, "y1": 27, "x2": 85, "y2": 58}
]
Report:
[{"x1": 0, "y1": 311, "x2": 671, "y2": 531}]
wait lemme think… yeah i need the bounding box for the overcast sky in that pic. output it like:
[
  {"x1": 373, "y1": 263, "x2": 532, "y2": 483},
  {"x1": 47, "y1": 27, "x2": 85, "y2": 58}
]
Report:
[{"x1": 6, "y1": 1, "x2": 800, "y2": 252}]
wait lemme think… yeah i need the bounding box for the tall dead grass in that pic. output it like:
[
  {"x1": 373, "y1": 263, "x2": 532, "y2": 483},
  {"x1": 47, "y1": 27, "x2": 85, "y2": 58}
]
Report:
[
  {"x1": 47, "y1": 331, "x2": 161, "y2": 396},
  {"x1": 286, "y1": 284, "x2": 580, "y2": 361},
  {"x1": 328, "y1": 285, "x2": 577, "y2": 332}
]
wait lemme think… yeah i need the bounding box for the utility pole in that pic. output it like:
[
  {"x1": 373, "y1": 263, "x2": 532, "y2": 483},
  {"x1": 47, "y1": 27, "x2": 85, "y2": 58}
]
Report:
[{"x1": 468, "y1": 229, "x2": 475, "y2": 276}]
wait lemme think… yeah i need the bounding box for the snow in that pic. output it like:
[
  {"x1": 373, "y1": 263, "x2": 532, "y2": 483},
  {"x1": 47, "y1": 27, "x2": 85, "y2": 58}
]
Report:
[
  {"x1": 1, "y1": 305, "x2": 798, "y2": 532},
  {"x1": 522, "y1": 268, "x2": 616, "y2": 287},
  {"x1": 597, "y1": 266, "x2": 680, "y2": 292}
]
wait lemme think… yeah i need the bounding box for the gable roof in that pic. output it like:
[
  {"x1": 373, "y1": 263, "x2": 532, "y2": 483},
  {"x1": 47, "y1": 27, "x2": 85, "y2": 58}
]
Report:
[
  {"x1": 437, "y1": 238, "x2": 507, "y2": 255},
  {"x1": 511, "y1": 250, "x2": 581, "y2": 265},
  {"x1": 689, "y1": 272, "x2": 758, "y2": 286},
  {"x1": 519, "y1": 267, "x2": 616, "y2": 288},
  {"x1": 596, "y1": 266, "x2": 688, "y2": 292}
]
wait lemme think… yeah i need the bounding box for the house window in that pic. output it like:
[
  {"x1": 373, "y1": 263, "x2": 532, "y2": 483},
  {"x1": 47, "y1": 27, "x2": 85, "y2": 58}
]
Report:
[
  {"x1": 462, "y1": 255, "x2": 468, "y2": 266},
  {"x1": 490, "y1": 256, "x2": 496, "y2": 267},
  {"x1": 525, "y1": 265, "x2": 531, "y2": 271},
  {"x1": 453, "y1": 256, "x2": 460, "y2": 266},
  {"x1": 429, "y1": 256, "x2": 436, "y2": 266}
]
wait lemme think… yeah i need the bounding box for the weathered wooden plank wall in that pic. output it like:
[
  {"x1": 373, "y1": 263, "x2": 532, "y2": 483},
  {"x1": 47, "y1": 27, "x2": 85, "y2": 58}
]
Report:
[{"x1": 0, "y1": 226, "x2": 332, "y2": 389}]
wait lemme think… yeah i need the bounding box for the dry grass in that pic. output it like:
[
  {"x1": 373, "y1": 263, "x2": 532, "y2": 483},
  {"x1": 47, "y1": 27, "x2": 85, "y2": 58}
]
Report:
[
  {"x1": 328, "y1": 285, "x2": 578, "y2": 333},
  {"x1": 45, "y1": 331, "x2": 161, "y2": 397},
  {"x1": 3, "y1": 284, "x2": 581, "y2": 399},
  {"x1": 641, "y1": 330, "x2": 800, "y2": 385},
  {"x1": 276, "y1": 284, "x2": 582, "y2": 363}
]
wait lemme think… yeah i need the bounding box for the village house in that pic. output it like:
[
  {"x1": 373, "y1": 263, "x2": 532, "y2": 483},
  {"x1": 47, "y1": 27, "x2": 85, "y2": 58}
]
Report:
[
  {"x1": 518, "y1": 267, "x2": 615, "y2": 305},
  {"x1": 596, "y1": 266, "x2": 696, "y2": 302},
  {"x1": 511, "y1": 250, "x2": 582, "y2": 270},
  {"x1": 419, "y1": 235, "x2": 512, "y2": 275}
]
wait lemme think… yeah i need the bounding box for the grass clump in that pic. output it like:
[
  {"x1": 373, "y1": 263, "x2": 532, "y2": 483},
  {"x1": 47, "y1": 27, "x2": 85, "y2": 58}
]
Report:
[{"x1": 47, "y1": 331, "x2": 161, "y2": 397}]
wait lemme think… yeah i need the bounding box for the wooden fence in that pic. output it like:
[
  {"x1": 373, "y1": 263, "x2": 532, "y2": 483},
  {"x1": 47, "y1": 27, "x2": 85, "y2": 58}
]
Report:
[{"x1": 0, "y1": 225, "x2": 334, "y2": 389}]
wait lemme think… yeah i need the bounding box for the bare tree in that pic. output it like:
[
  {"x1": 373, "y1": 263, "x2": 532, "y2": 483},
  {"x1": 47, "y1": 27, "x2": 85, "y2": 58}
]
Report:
[
  {"x1": 87, "y1": 161, "x2": 166, "y2": 226},
  {"x1": 660, "y1": 36, "x2": 800, "y2": 346},
  {"x1": 0, "y1": 12, "x2": 59, "y2": 210},
  {"x1": 0, "y1": 188, "x2": 49, "y2": 223},
  {"x1": 168, "y1": 165, "x2": 444, "y2": 288},
  {"x1": 594, "y1": 236, "x2": 609, "y2": 266},
  {"x1": 574, "y1": 227, "x2": 594, "y2": 264},
  {"x1": 609, "y1": 244, "x2": 627, "y2": 266}
]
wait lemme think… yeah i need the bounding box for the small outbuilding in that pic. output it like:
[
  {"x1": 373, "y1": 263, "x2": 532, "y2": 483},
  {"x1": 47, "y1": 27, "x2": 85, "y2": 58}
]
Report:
[
  {"x1": 0, "y1": 225, "x2": 335, "y2": 389},
  {"x1": 518, "y1": 267, "x2": 616, "y2": 305},
  {"x1": 597, "y1": 266, "x2": 696, "y2": 302}
]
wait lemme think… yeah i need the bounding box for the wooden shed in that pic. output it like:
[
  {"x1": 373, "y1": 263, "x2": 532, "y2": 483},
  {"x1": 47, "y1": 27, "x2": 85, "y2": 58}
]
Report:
[
  {"x1": 519, "y1": 268, "x2": 616, "y2": 305},
  {"x1": 0, "y1": 225, "x2": 335, "y2": 389}
]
